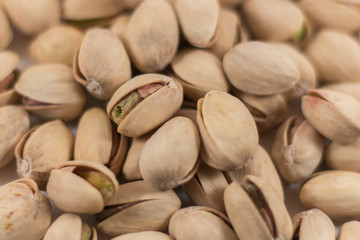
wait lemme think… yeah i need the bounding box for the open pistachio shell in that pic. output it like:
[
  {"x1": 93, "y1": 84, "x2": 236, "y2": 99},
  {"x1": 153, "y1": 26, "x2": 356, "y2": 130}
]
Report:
[
  {"x1": 96, "y1": 180, "x2": 181, "y2": 236},
  {"x1": 321, "y1": 83, "x2": 360, "y2": 102},
  {"x1": 338, "y1": 221, "x2": 360, "y2": 240},
  {"x1": 111, "y1": 231, "x2": 173, "y2": 240},
  {"x1": 44, "y1": 213, "x2": 97, "y2": 240},
  {"x1": 15, "y1": 120, "x2": 73, "y2": 190},
  {"x1": 197, "y1": 90, "x2": 258, "y2": 171},
  {"x1": 47, "y1": 160, "x2": 119, "y2": 214},
  {"x1": 0, "y1": 6, "x2": 13, "y2": 50},
  {"x1": 0, "y1": 178, "x2": 52, "y2": 240},
  {"x1": 2, "y1": 0, "x2": 60, "y2": 35},
  {"x1": 109, "y1": 13, "x2": 131, "y2": 41},
  {"x1": 107, "y1": 74, "x2": 183, "y2": 137},
  {"x1": 224, "y1": 175, "x2": 292, "y2": 240},
  {"x1": 169, "y1": 206, "x2": 239, "y2": 240},
  {"x1": 15, "y1": 63, "x2": 87, "y2": 121},
  {"x1": 0, "y1": 105, "x2": 30, "y2": 168},
  {"x1": 0, "y1": 51, "x2": 20, "y2": 106}
]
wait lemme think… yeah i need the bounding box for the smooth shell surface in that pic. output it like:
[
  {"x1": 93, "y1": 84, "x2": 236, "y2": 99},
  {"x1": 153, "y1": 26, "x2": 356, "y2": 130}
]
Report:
[
  {"x1": 338, "y1": 221, "x2": 360, "y2": 240},
  {"x1": 0, "y1": 6, "x2": 13, "y2": 50},
  {"x1": 111, "y1": 231, "x2": 174, "y2": 240}
]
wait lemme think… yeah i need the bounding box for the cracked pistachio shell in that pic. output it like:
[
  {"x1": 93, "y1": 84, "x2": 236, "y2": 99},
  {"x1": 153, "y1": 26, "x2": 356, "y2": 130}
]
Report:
[
  {"x1": 74, "y1": 28, "x2": 131, "y2": 100},
  {"x1": 223, "y1": 42, "x2": 299, "y2": 95},
  {"x1": 44, "y1": 213, "x2": 97, "y2": 240},
  {"x1": 0, "y1": 51, "x2": 20, "y2": 106},
  {"x1": 110, "y1": 14, "x2": 131, "y2": 41},
  {"x1": 140, "y1": 116, "x2": 200, "y2": 190},
  {"x1": 96, "y1": 180, "x2": 181, "y2": 236},
  {"x1": 124, "y1": 0, "x2": 179, "y2": 73},
  {"x1": 321, "y1": 83, "x2": 360, "y2": 102},
  {"x1": 299, "y1": 171, "x2": 360, "y2": 221},
  {"x1": 0, "y1": 6, "x2": 12, "y2": 50},
  {"x1": 175, "y1": 0, "x2": 219, "y2": 48},
  {"x1": 271, "y1": 116, "x2": 325, "y2": 183},
  {"x1": 224, "y1": 175, "x2": 292, "y2": 240},
  {"x1": 301, "y1": 89, "x2": 360, "y2": 144},
  {"x1": 305, "y1": 30, "x2": 360, "y2": 83},
  {"x1": 75, "y1": 107, "x2": 129, "y2": 175},
  {"x1": 0, "y1": 105, "x2": 30, "y2": 168},
  {"x1": 338, "y1": 221, "x2": 360, "y2": 240},
  {"x1": 292, "y1": 209, "x2": 335, "y2": 240},
  {"x1": 2, "y1": 0, "x2": 60, "y2": 35},
  {"x1": 111, "y1": 231, "x2": 173, "y2": 240},
  {"x1": 30, "y1": 25, "x2": 83, "y2": 65},
  {"x1": 197, "y1": 90, "x2": 258, "y2": 171},
  {"x1": 47, "y1": 160, "x2": 119, "y2": 214},
  {"x1": 0, "y1": 178, "x2": 52, "y2": 240},
  {"x1": 171, "y1": 49, "x2": 229, "y2": 101},
  {"x1": 15, "y1": 64, "x2": 87, "y2": 121},
  {"x1": 169, "y1": 206, "x2": 239, "y2": 240},
  {"x1": 15, "y1": 120, "x2": 73, "y2": 190},
  {"x1": 107, "y1": 74, "x2": 183, "y2": 137}
]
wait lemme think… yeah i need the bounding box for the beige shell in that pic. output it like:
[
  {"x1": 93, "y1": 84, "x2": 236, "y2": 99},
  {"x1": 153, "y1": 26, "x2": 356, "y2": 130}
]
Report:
[
  {"x1": 0, "y1": 105, "x2": 30, "y2": 168},
  {"x1": 124, "y1": 0, "x2": 179, "y2": 73},
  {"x1": 0, "y1": 178, "x2": 52, "y2": 240},
  {"x1": 171, "y1": 49, "x2": 229, "y2": 101},
  {"x1": 0, "y1": 51, "x2": 20, "y2": 106},
  {"x1": 197, "y1": 90, "x2": 258, "y2": 171},
  {"x1": 219, "y1": 0, "x2": 243, "y2": 7},
  {"x1": 174, "y1": 108, "x2": 197, "y2": 126},
  {"x1": 305, "y1": 30, "x2": 360, "y2": 83},
  {"x1": 2, "y1": 0, "x2": 60, "y2": 35},
  {"x1": 321, "y1": 82, "x2": 360, "y2": 102},
  {"x1": 74, "y1": 28, "x2": 131, "y2": 100},
  {"x1": 223, "y1": 41, "x2": 299, "y2": 95},
  {"x1": 0, "y1": 6, "x2": 13, "y2": 50},
  {"x1": 111, "y1": 231, "x2": 174, "y2": 240},
  {"x1": 338, "y1": 221, "x2": 360, "y2": 240},
  {"x1": 15, "y1": 63, "x2": 87, "y2": 121},
  {"x1": 169, "y1": 206, "x2": 239, "y2": 240},
  {"x1": 15, "y1": 120, "x2": 73, "y2": 190},
  {"x1": 47, "y1": 160, "x2": 119, "y2": 214},
  {"x1": 110, "y1": 13, "x2": 131, "y2": 41},
  {"x1": 30, "y1": 25, "x2": 83, "y2": 65},
  {"x1": 301, "y1": 89, "x2": 360, "y2": 144},
  {"x1": 224, "y1": 175, "x2": 293, "y2": 240},
  {"x1": 43, "y1": 213, "x2": 97, "y2": 240},
  {"x1": 292, "y1": 209, "x2": 335, "y2": 240},
  {"x1": 107, "y1": 74, "x2": 183, "y2": 137},
  {"x1": 96, "y1": 180, "x2": 181, "y2": 236},
  {"x1": 271, "y1": 116, "x2": 325, "y2": 183}
]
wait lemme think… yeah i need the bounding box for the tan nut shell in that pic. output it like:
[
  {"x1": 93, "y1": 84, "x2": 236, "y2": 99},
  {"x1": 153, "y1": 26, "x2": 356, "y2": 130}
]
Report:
[
  {"x1": 30, "y1": 25, "x2": 83, "y2": 65},
  {"x1": 97, "y1": 180, "x2": 181, "y2": 236},
  {"x1": 15, "y1": 120, "x2": 73, "y2": 190},
  {"x1": 107, "y1": 74, "x2": 183, "y2": 137},
  {"x1": 169, "y1": 206, "x2": 239, "y2": 240},
  {"x1": 111, "y1": 231, "x2": 173, "y2": 240},
  {"x1": 0, "y1": 51, "x2": 20, "y2": 106},
  {"x1": 0, "y1": 6, "x2": 13, "y2": 50},
  {"x1": 223, "y1": 42, "x2": 299, "y2": 95},
  {"x1": 124, "y1": 0, "x2": 179, "y2": 73},
  {"x1": 2, "y1": 0, "x2": 60, "y2": 35},
  {"x1": 338, "y1": 221, "x2": 360, "y2": 240},
  {"x1": 0, "y1": 178, "x2": 52, "y2": 240},
  {"x1": 0, "y1": 105, "x2": 30, "y2": 168},
  {"x1": 219, "y1": 0, "x2": 243, "y2": 7},
  {"x1": 321, "y1": 83, "x2": 360, "y2": 102},
  {"x1": 110, "y1": 14, "x2": 131, "y2": 41},
  {"x1": 301, "y1": 89, "x2": 360, "y2": 144},
  {"x1": 197, "y1": 90, "x2": 258, "y2": 171}
]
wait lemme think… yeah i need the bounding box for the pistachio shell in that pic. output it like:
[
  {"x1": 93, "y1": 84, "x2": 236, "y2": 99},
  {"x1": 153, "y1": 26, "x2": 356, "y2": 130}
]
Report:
[
  {"x1": 110, "y1": 14, "x2": 131, "y2": 41},
  {"x1": 321, "y1": 83, "x2": 360, "y2": 102},
  {"x1": 0, "y1": 178, "x2": 52, "y2": 240},
  {"x1": 0, "y1": 51, "x2": 20, "y2": 106},
  {"x1": 219, "y1": 0, "x2": 243, "y2": 7},
  {"x1": 124, "y1": 0, "x2": 179, "y2": 73},
  {"x1": 169, "y1": 206, "x2": 239, "y2": 240},
  {"x1": 223, "y1": 42, "x2": 299, "y2": 95},
  {"x1": 111, "y1": 231, "x2": 174, "y2": 240},
  {"x1": 0, "y1": 6, "x2": 13, "y2": 50},
  {"x1": 338, "y1": 221, "x2": 360, "y2": 240},
  {"x1": 15, "y1": 120, "x2": 73, "y2": 190},
  {"x1": 2, "y1": 0, "x2": 60, "y2": 35},
  {"x1": 174, "y1": 108, "x2": 197, "y2": 126},
  {"x1": 197, "y1": 90, "x2": 258, "y2": 171}
]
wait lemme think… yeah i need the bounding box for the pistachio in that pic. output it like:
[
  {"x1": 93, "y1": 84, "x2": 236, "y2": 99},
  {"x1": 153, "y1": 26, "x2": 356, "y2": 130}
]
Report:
[
  {"x1": 321, "y1": 82, "x2": 360, "y2": 102},
  {"x1": 0, "y1": 6, "x2": 13, "y2": 50},
  {"x1": 301, "y1": 89, "x2": 360, "y2": 144},
  {"x1": 109, "y1": 13, "x2": 131, "y2": 41},
  {"x1": 224, "y1": 175, "x2": 292, "y2": 240},
  {"x1": 15, "y1": 120, "x2": 73, "y2": 190},
  {"x1": 107, "y1": 74, "x2": 183, "y2": 137},
  {"x1": 124, "y1": 0, "x2": 179, "y2": 73},
  {"x1": 43, "y1": 213, "x2": 97, "y2": 240},
  {"x1": 170, "y1": 49, "x2": 229, "y2": 101},
  {"x1": 96, "y1": 180, "x2": 181, "y2": 236},
  {"x1": 111, "y1": 231, "x2": 174, "y2": 240},
  {"x1": 0, "y1": 178, "x2": 52, "y2": 240},
  {"x1": 2, "y1": 0, "x2": 60, "y2": 35},
  {"x1": 0, "y1": 51, "x2": 20, "y2": 106},
  {"x1": 197, "y1": 90, "x2": 258, "y2": 171},
  {"x1": 30, "y1": 25, "x2": 83, "y2": 65},
  {"x1": 338, "y1": 221, "x2": 360, "y2": 240},
  {"x1": 15, "y1": 63, "x2": 87, "y2": 121},
  {"x1": 271, "y1": 116, "x2": 325, "y2": 183},
  {"x1": 169, "y1": 206, "x2": 239, "y2": 240},
  {"x1": 219, "y1": 0, "x2": 243, "y2": 7},
  {"x1": 47, "y1": 160, "x2": 119, "y2": 214},
  {"x1": 174, "y1": 108, "x2": 197, "y2": 126},
  {"x1": 291, "y1": 209, "x2": 335, "y2": 240},
  {"x1": 223, "y1": 42, "x2": 299, "y2": 95}
]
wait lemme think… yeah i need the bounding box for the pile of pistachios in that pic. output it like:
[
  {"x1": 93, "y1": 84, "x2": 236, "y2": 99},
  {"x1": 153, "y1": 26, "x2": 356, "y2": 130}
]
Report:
[{"x1": 2, "y1": 0, "x2": 360, "y2": 239}]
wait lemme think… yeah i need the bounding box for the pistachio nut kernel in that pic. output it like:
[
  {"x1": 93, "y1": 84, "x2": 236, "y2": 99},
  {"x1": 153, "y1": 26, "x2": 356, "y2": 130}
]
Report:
[
  {"x1": 0, "y1": 6, "x2": 13, "y2": 51},
  {"x1": 321, "y1": 82, "x2": 360, "y2": 102},
  {"x1": 0, "y1": 178, "x2": 52, "y2": 240},
  {"x1": 0, "y1": 51, "x2": 20, "y2": 106},
  {"x1": 111, "y1": 231, "x2": 174, "y2": 240},
  {"x1": 338, "y1": 221, "x2": 360, "y2": 240},
  {"x1": 47, "y1": 160, "x2": 119, "y2": 214}
]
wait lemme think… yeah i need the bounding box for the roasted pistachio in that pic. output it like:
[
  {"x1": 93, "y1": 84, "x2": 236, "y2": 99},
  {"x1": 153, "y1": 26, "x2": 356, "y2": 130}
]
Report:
[
  {"x1": 174, "y1": 108, "x2": 197, "y2": 126},
  {"x1": 338, "y1": 221, "x2": 360, "y2": 240},
  {"x1": 109, "y1": 14, "x2": 131, "y2": 41},
  {"x1": 111, "y1": 231, "x2": 174, "y2": 240},
  {"x1": 0, "y1": 51, "x2": 20, "y2": 106},
  {"x1": 0, "y1": 6, "x2": 13, "y2": 50},
  {"x1": 321, "y1": 82, "x2": 360, "y2": 102}
]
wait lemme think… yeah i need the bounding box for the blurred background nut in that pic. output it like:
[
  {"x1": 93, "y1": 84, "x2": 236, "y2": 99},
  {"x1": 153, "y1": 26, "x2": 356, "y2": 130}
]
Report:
[
  {"x1": 111, "y1": 231, "x2": 174, "y2": 240},
  {"x1": 0, "y1": 51, "x2": 20, "y2": 106},
  {"x1": 219, "y1": 0, "x2": 243, "y2": 7},
  {"x1": 0, "y1": 6, "x2": 13, "y2": 51},
  {"x1": 338, "y1": 221, "x2": 360, "y2": 240},
  {"x1": 109, "y1": 13, "x2": 131, "y2": 41}
]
